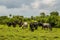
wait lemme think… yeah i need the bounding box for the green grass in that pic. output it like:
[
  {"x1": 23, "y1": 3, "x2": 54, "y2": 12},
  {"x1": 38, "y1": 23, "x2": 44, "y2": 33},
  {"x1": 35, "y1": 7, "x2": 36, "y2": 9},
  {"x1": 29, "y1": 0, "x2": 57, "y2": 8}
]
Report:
[{"x1": 0, "y1": 25, "x2": 60, "y2": 40}]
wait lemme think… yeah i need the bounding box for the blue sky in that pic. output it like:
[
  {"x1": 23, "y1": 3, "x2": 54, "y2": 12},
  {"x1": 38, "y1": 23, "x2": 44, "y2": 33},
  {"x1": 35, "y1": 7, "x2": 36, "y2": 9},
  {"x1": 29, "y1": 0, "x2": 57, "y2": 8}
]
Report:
[{"x1": 0, "y1": 0, "x2": 60, "y2": 17}]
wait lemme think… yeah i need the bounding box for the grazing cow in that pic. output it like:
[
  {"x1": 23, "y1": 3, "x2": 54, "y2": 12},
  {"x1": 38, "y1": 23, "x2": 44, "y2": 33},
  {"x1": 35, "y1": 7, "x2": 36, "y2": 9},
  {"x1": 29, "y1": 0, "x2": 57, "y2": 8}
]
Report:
[
  {"x1": 38, "y1": 21, "x2": 52, "y2": 31},
  {"x1": 7, "y1": 21, "x2": 17, "y2": 27},
  {"x1": 50, "y1": 22, "x2": 56, "y2": 27},
  {"x1": 14, "y1": 20, "x2": 19, "y2": 24},
  {"x1": 22, "y1": 22, "x2": 28, "y2": 29},
  {"x1": 33, "y1": 22, "x2": 38, "y2": 30},
  {"x1": 7, "y1": 22, "x2": 12, "y2": 27},
  {"x1": 29, "y1": 21, "x2": 38, "y2": 32},
  {"x1": 30, "y1": 22, "x2": 34, "y2": 32},
  {"x1": 42, "y1": 23, "x2": 52, "y2": 30},
  {"x1": 38, "y1": 21, "x2": 43, "y2": 26},
  {"x1": 18, "y1": 21, "x2": 23, "y2": 27},
  {"x1": 12, "y1": 22, "x2": 16, "y2": 27}
]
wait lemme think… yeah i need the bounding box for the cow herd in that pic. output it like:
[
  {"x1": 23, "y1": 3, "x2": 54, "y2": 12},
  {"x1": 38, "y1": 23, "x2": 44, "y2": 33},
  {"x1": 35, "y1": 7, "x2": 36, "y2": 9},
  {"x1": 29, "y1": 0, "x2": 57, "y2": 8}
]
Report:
[{"x1": 6, "y1": 20, "x2": 55, "y2": 32}]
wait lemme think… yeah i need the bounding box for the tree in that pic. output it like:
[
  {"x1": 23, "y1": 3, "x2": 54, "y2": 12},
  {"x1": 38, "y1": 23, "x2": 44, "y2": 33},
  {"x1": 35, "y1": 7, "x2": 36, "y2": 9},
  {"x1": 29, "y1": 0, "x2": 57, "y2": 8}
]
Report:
[
  {"x1": 40, "y1": 12, "x2": 46, "y2": 18},
  {"x1": 31, "y1": 16, "x2": 34, "y2": 20},
  {"x1": 9, "y1": 14, "x2": 12, "y2": 17},
  {"x1": 9, "y1": 14, "x2": 12, "y2": 18},
  {"x1": 50, "y1": 11, "x2": 59, "y2": 16},
  {"x1": 40, "y1": 12, "x2": 45, "y2": 16}
]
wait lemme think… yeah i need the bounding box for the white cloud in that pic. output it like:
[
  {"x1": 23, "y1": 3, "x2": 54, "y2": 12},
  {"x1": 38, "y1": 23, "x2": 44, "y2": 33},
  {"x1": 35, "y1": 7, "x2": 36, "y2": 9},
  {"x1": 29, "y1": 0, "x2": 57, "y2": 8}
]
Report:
[
  {"x1": 31, "y1": 0, "x2": 41, "y2": 9},
  {"x1": 0, "y1": 5, "x2": 8, "y2": 15},
  {"x1": 31, "y1": 0, "x2": 56, "y2": 9},
  {"x1": 0, "y1": 0, "x2": 59, "y2": 17},
  {"x1": 20, "y1": 4, "x2": 30, "y2": 11},
  {"x1": 0, "y1": 5, "x2": 31, "y2": 16},
  {"x1": 42, "y1": 0, "x2": 56, "y2": 6},
  {"x1": 39, "y1": 9, "x2": 50, "y2": 15}
]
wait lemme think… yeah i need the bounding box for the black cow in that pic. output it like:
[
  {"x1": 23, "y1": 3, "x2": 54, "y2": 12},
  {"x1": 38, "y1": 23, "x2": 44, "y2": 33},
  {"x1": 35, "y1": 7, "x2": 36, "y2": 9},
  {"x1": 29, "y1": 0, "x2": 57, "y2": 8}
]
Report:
[
  {"x1": 33, "y1": 22, "x2": 38, "y2": 30},
  {"x1": 18, "y1": 21, "x2": 23, "y2": 27},
  {"x1": 7, "y1": 22, "x2": 12, "y2": 27},
  {"x1": 38, "y1": 22, "x2": 43, "y2": 26},
  {"x1": 12, "y1": 22, "x2": 16, "y2": 27},
  {"x1": 30, "y1": 22, "x2": 34, "y2": 32},
  {"x1": 7, "y1": 21, "x2": 17, "y2": 27},
  {"x1": 29, "y1": 22, "x2": 38, "y2": 32}
]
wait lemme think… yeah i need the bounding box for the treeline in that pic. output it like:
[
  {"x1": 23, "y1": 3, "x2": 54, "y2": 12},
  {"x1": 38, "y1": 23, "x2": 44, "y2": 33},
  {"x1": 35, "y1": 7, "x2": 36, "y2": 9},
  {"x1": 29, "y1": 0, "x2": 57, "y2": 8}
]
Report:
[{"x1": 0, "y1": 11, "x2": 60, "y2": 28}]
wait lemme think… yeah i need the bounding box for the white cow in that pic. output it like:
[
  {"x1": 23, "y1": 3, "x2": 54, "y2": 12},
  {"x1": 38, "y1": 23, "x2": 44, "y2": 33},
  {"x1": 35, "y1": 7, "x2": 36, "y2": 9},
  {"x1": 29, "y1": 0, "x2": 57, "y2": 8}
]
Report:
[{"x1": 22, "y1": 22, "x2": 28, "y2": 29}]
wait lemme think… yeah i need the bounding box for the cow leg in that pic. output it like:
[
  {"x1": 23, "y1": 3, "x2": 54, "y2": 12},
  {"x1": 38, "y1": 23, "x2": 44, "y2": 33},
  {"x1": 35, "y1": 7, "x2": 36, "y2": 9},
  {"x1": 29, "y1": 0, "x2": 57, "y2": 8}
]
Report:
[
  {"x1": 8, "y1": 24, "x2": 11, "y2": 27},
  {"x1": 22, "y1": 25, "x2": 24, "y2": 29},
  {"x1": 25, "y1": 25, "x2": 28, "y2": 28},
  {"x1": 22, "y1": 27, "x2": 24, "y2": 29},
  {"x1": 46, "y1": 26, "x2": 48, "y2": 30},
  {"x1": 35, "y1": 26, "x2": 38, "y2": 30},
  {"x1": 13, "y1": 25, "x2": 16, "y2": 27},
  {"x1": 49, "y1": 27, "x2": 52, "y2": 31},
  {"x1": 42, "y1": 26, "x2": 46, "y2": 30},
  {"x1": 19, "y1": 25, "x2": 22, "y2": 27},
  {"x1": 30, "y1": 26, "x2": 34, "y2": 32},
  {"x1": 48, "y1": 26, "x2": 52, "y2": 31},
  {"x1": 30, "y1": 27, "x2": 34, "y2": 32},
  {"x1": 42, "y1": 26, "x2": 44, "y2": 30},
  {"x1": 31, "y1": 28, "x2": 34, "y2": 32},
  {"x1": 22, "y1": 25, "x2": 26, "y2": 29},
  {"x1": 43, "y1": 27, "x2": 46, "y2": 30}
]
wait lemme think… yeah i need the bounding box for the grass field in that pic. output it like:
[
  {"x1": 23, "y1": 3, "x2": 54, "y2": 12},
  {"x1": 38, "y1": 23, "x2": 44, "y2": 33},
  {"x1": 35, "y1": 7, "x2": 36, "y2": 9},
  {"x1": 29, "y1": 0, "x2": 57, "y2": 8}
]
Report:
[{"x1": 0, "y1": 25, "x2": 60, "y2": 40}]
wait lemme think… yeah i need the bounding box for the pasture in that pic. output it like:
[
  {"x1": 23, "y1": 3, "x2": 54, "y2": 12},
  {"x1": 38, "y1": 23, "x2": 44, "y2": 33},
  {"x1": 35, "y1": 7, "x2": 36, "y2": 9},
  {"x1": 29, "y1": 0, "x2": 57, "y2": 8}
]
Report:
[{"x1": 0, "y1": 25, "x2": 60, "y2": 40}]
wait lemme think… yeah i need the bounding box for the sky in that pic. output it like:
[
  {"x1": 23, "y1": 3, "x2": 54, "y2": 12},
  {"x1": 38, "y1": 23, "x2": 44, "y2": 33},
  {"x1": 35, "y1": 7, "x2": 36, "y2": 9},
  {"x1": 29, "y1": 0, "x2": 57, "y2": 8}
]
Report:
[{"x1": 0, "y1": 0, "x2": 60, "y2": 17}]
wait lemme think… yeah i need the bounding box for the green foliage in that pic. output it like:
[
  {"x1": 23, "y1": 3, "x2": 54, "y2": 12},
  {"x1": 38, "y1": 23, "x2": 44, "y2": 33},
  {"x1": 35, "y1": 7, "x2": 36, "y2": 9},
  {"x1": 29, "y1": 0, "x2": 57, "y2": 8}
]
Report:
[
  {"x1": 50, "y1": 11, "x2": 59, "y2": 16},
  {"x1": 0, "y1": 11, "x2": 60, "y2": 27},
  {"x1": 40, "y1": 12, "x2": 45, "y2": 16},
  {"x1": 40, "y1": 12, "x2": 45, "y2": 18}
]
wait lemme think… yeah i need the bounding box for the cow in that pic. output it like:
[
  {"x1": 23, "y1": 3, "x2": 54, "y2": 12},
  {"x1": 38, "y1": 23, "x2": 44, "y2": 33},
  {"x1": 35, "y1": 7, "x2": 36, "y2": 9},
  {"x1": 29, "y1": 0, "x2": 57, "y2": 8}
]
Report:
[
  {"x1": 22, "y1": 22, "x2": 28, "y2": 29},
  {"x1": 7, "y1": 21, "x2": 17, "y2": 27},
  {"x1": 12, "y1": 22, "x2": 16, "y2": 27},
  {"x1": 29, "y1": 21, "x2": 38, "y2": 32},
  {"x1": 30, "y1": 22, "x2": 34, "y2": 32},
  {"x1": 38, "y1": 21, "x2": 52, "y2": 31},
  {"x1": 42, "y1": 23, "x2": 52, "y2": 31},
  {"x1": 7, "y1": 22, "x2": 12, "y2": 27},
  {"x1": 33, "y1": 22, "x2": 38, "y2": 30},
  {"x1": 18, "y1": 21, "x2": 23, "y2": 27}
]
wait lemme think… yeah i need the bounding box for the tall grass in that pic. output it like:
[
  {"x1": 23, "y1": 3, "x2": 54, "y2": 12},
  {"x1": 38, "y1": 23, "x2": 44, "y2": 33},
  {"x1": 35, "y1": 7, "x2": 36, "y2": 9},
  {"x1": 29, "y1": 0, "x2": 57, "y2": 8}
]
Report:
[{"x1": 0, "y1": 25, "x2": 60, "y2": 40}]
